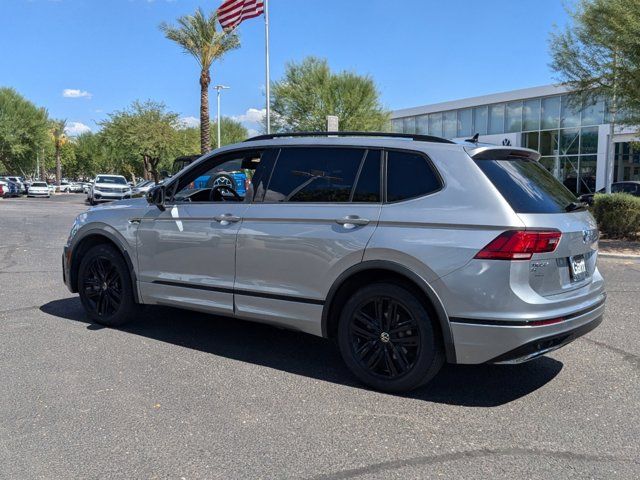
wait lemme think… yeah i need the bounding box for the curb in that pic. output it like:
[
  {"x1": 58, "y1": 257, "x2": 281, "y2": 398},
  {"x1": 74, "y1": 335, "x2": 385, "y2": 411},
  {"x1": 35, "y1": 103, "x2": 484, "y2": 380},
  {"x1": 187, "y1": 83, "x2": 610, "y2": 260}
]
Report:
[{"x1": 599, "y1": 252, "x2": 640, "y2": 260}]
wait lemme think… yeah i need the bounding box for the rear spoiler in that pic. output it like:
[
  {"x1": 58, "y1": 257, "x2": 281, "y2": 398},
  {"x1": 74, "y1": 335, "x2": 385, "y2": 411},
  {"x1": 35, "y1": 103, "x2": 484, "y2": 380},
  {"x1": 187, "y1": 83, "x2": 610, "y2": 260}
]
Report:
[{"x1": 464, "y1": 146, "x2": 541, "y2": 162}]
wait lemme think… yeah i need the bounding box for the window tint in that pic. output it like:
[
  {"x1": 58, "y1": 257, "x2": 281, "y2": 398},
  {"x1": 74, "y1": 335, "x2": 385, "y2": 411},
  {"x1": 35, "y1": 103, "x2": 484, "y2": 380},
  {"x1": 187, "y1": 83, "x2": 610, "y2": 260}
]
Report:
[
  {"x1": 352, "y1": 150, "x2": 381, "y2": 202},
  {"x1": 386, "y1": 151, "x2": 441, "y2": 202},
  {"x1": 264, "y1": 147, "x2": 364, "y2": 203},
  {"x1": 475, "y1": 159, "x2": 577, "y2": 214}
]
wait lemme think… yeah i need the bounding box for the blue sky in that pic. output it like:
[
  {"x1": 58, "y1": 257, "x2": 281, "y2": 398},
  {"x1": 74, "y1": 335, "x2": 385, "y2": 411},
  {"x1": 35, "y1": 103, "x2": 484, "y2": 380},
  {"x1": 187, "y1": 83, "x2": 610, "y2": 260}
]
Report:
[{"x1": 0, "y1": 0, "x2": 570, "y2": 136}]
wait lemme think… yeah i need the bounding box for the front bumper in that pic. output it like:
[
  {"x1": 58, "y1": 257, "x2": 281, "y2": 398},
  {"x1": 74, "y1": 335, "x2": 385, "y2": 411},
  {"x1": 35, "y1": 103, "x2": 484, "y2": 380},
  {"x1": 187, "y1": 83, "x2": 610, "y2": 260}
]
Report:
[
  {"x1": 450, "y1": 295, "x2": 606, "y2": 364},
  {"x1": 93, "y1": 192, "x2": 130, "y2": 201},
  {"x1": 62, "y1": 247, "x2": 74, "y2": 293}
]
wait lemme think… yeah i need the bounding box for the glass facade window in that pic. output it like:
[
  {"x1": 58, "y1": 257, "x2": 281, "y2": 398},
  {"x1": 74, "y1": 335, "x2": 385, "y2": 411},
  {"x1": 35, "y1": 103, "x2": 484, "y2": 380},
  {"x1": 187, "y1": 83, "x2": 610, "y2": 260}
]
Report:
[
  {"x1": 416, "y1": 115, "x2": 428, "y2": 135},
  {"x1": 523, "y1": 99, "x2": 541, "y2": 131},
  {"x1": 443, "y1": 111, "x2": 457, "y2": 138},
  {"x1": 522, "y1": 131, "x2": 539, "y2": 151},
  {"x1": 561, "y1": 94, "x2": 581, "y2": 128},
  {"x1": 580, "y1": 126, "x2": 599, "y2": 154},
  {"x1": 506, "y1": 101, "x2": 523, "y2": 133},
  {"x1": 581, "y1": 97, "x2": 605, "y2": 126},
  {"x1": 428, "y1": 113, "x2": 442, "y2": 137},
  {"x1": 473, "y1": 106, "x2": 488, "y2": 135},
  {"x1": 403, "y1": 116, "x2": 416, "y2": 134},
  {"x1": 457, "y1": 108, "x2": 472, "y2": 137},
  {"x1": 541, "y1": 96, "x2": 561, "y2": 129},
  {"x1": 539, "y1": 130, "x2": 559, "y2": 156},
  {"x1": 577, "y1": 155, "x2": 597, "y2": 194},
  {"x1": 488, "y1": 104, "x2": 505, "y2": 134},
  {"x1": 560, "y1": 128, "x2": 580, "y2": 155},
  {"x1": 391, "y1": 119, "x2": 403, "y2": 133}
]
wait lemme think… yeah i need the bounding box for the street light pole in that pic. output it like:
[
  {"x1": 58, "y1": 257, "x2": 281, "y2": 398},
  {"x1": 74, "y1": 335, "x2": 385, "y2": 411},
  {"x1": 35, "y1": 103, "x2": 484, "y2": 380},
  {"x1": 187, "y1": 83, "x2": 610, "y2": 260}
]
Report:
[{"x1": 214, "y1": 85, "x2": 230, "y2": 149}]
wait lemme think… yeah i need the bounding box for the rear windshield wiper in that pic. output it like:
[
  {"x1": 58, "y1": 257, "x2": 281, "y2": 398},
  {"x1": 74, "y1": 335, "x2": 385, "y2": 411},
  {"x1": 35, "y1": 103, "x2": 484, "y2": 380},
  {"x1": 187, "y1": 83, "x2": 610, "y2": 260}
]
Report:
[{"x1": 565, "y1": 201, "x2": 587, "y2": 212}]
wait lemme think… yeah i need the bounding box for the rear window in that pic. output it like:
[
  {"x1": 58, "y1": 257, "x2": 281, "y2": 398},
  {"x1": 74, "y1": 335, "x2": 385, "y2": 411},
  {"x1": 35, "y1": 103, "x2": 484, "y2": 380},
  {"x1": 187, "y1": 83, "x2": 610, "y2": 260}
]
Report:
[
  {"x1": 475, "y1": 159, "x2": 577, "y2": 214},
  {"x1": 32, "y1": 182, "x2": 47, "y2": 187}
]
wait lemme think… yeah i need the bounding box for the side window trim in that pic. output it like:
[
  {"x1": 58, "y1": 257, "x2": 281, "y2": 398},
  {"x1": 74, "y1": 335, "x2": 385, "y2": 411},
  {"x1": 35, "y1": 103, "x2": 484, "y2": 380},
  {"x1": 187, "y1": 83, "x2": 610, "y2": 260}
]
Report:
[
  {"x1": 347, "y1": 149, "x2": 370, "y2": 202},
  {"x1": 383, "y1": 147, "x2": 444, "y2": 204}
]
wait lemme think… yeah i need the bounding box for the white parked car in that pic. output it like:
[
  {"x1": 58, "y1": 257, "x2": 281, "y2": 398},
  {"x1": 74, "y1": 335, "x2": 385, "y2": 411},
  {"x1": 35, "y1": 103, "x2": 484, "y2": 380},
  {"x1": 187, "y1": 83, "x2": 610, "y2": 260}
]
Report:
[
  {"x1": 131, "y1": 180, "x2": 156, "y2": 197},
  {"x1": 88, "y1": 175, "x2": 132, "y2": 205},
  {"x1": 27, "y1": 181, "x2": 50, "y2": 198}
]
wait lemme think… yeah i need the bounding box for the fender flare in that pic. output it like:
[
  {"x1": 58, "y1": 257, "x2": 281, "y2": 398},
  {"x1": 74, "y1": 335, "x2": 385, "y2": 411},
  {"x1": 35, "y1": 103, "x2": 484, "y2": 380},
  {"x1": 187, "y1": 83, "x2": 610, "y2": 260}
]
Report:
[
  {"x1": 321, "y1": 260, "x2": 456, "y2": 363},
  {"x1": 69, "y1": 224, "x2": 140, "y2": 303}
]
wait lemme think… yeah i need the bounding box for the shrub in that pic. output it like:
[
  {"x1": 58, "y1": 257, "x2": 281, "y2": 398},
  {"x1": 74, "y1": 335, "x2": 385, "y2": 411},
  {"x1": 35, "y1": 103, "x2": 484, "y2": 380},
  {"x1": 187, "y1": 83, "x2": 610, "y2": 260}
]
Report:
[{"x1": 592, "y1": 193, "x2": 640, "y2": 239}]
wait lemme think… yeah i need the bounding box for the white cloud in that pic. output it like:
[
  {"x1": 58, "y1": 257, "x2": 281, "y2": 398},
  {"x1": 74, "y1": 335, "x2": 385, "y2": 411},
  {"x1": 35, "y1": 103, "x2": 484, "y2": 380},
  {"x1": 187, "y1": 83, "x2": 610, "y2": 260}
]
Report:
[
  {"x1": 179, "y1": 116, "x2": 200, "y2": 128},
  {"x1": 65, "y1": 122, "x2": 91, "y2": 136},
  {"x1": 62, "y1": 88, "x2": 92, "y2": 99},
  {"x1": 232, "y1": 108, "x2": 266, "y2": 124},
  {"x1": 247, "y1": 128, "x2": 261, "y2": 138}
]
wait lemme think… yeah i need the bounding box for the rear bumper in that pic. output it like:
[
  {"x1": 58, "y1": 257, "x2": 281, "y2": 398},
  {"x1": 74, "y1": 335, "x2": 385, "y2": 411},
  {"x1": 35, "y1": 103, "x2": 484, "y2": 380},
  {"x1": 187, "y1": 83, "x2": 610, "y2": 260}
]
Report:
[{"x1": 450, "y1": 294, "x2": 605, "y2": 364}]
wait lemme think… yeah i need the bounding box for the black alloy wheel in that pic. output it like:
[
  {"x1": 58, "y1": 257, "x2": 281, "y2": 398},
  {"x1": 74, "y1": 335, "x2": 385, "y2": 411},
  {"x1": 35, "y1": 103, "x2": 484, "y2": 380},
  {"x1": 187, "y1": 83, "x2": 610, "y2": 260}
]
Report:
[
  {"x1": 349, "y1": 296, "x2": 420, "y2": 378},
  {"x1": 78, "y1": 244, "x2": 139, "y2": 327},
  {"x1": 338, "y1": 283, "x2": 444, "y2": 392},
  {"x1": 82, "y1": 256, "x2": 122, "y2": 318}
]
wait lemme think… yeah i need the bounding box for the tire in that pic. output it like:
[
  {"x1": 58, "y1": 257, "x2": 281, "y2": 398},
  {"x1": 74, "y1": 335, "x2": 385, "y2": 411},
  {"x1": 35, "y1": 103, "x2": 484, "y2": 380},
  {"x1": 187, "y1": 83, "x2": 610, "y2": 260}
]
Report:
[
  {"x1": 77, "y1": 244, "x2": 140, "y2": 327},
  {"x1": 337, "y1": 282, "x2": 444, "y2": 393},
  {"x1": 89, "y1": 197, "x2": 96, "y2": 206}
]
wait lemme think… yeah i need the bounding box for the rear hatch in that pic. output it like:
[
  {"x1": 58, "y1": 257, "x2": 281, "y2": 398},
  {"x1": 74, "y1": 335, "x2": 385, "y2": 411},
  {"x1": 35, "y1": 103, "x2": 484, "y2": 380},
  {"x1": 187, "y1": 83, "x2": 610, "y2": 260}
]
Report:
[{"x1": 469, "y1": 147, "x2": 599, "y2": 297}]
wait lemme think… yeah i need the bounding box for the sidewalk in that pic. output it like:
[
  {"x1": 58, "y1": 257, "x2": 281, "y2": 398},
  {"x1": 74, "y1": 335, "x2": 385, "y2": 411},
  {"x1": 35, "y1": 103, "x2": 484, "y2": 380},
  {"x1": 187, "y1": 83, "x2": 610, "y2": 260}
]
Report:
[{"x1": 599, "y1": 239, "x2": 640, "y2": 259}]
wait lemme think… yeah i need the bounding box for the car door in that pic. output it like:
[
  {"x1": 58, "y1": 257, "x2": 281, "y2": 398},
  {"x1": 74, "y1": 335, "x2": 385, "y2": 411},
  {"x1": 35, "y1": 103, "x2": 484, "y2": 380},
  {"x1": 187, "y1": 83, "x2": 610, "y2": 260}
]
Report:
[
  {"x1": 235, "y1": 146, "x2": 383, "y2": 336},
  {"x1": 136, "y1": 150, "x2": 262, "y2": 316}
]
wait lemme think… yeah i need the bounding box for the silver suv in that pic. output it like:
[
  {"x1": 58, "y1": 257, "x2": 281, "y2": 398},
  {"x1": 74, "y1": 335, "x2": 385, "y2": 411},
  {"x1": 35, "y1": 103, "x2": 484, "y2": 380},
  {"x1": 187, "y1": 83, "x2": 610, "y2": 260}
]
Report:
[{"x1": 62, "y1": 132, "x2": 605, "y2": 392}]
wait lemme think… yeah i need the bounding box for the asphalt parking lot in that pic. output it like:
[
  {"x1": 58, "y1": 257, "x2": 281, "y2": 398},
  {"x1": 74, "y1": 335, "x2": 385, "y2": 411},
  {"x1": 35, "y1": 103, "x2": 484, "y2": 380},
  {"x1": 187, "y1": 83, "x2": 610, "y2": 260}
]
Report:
[{"x1": 1, "y1": 194, "x2": 639, "y2": 479}]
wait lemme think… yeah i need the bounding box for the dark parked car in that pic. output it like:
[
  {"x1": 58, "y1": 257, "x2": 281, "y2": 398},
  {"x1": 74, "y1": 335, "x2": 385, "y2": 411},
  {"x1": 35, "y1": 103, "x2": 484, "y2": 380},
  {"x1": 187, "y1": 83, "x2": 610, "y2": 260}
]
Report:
[
  {"x1": 578, "y1": 181, "x2": 640, "y2": 204},
  {"x1": 0, "y1": 178, "x2": 20, "y2": 197}
]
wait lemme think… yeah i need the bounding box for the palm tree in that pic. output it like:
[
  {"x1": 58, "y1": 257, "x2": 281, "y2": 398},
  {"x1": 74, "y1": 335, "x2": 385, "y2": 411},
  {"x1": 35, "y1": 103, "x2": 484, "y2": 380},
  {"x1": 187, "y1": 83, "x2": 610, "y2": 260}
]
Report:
[
  {"x1": 51, "y1": 119, "x2": 67, "y2": 185},
  {"x1": 160, "y1": 8, "x2": 239, "y2": 154}
]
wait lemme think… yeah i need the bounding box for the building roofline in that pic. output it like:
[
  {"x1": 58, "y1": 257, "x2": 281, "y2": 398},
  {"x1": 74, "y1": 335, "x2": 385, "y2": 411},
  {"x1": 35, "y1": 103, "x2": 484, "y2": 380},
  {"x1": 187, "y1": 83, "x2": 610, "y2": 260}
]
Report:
[{"x1": 392, "y1": 84, "x2": 571, "y2": 119}]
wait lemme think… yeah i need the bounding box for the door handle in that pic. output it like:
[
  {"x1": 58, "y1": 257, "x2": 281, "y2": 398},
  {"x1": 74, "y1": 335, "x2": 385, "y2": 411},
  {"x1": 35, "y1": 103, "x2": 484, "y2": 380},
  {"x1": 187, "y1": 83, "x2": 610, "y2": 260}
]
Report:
[
  {"x1": 214, "y1": 214, "x2": 241, "y2": 225},
  {"x1": 335, "y1": 215, "x2": 370, "y2": 229}
]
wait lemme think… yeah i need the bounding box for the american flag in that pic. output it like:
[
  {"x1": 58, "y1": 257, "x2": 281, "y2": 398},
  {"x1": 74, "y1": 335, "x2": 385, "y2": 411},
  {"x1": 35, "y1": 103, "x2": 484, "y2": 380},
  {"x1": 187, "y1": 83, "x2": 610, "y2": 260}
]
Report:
[{"x1": 217, "y1": 0, "x2": 265, "y2": 30}]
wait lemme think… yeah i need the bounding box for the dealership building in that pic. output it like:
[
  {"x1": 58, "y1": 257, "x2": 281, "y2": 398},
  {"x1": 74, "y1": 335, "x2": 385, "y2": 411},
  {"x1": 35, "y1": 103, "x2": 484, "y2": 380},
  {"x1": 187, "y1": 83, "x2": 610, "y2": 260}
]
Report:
[{"x1": 391, "y1": 84, "x2": 640, "y2": 194}]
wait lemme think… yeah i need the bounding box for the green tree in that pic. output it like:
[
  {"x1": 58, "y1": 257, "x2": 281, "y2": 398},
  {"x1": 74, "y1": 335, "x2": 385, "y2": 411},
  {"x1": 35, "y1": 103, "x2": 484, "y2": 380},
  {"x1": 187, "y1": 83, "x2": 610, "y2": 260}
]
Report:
[
  {"x1": 160, "y1": 8, "x2": 240, "y2": 154},
  {"x1": 270, "y1": 57, "x2": 390, "y2": 132},
  {"x1": 174, "y1": 117, "x2": 248, "y2": 156},
  {"x1": 100, "y1": 100, "x2": 180, "y2": 183},
  {"x1": 0, "y1": 87, "x2": 49, "y2": 175}
]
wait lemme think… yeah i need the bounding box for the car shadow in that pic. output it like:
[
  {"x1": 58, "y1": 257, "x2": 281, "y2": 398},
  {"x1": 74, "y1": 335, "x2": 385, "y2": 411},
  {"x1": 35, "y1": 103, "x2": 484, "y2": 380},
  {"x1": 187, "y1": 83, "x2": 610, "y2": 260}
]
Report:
[{"x1": 40, "y1": 298, "x2": 563, "y2": 407}]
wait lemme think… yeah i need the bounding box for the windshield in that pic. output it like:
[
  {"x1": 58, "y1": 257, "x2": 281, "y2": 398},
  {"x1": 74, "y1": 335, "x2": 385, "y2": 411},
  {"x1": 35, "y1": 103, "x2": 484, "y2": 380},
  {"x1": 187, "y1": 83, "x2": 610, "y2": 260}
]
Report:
[
  {"x1": 96, "y1": 176, "x2": 127, "y2": 185},
  {"x1": 32, "y1": 182, "x2": 47, "y2": 187},
  {"x1": 475, "y1": 159, "x2": 577, "y2": 214}
]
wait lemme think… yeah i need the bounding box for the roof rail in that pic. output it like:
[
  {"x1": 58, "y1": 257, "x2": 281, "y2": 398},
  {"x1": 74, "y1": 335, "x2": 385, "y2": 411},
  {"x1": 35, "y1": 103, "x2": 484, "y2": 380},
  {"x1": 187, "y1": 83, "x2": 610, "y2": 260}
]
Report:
[{"x1": 244, "y1": 131, "x2": 455, "y2": 144}]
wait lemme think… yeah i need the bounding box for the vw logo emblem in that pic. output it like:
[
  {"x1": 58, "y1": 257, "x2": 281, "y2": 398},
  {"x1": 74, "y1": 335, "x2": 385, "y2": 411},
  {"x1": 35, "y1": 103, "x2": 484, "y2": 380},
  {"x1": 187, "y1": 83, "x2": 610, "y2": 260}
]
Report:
[{"x1": 380, "y1": 332, "x2": 390, "y2": 343}]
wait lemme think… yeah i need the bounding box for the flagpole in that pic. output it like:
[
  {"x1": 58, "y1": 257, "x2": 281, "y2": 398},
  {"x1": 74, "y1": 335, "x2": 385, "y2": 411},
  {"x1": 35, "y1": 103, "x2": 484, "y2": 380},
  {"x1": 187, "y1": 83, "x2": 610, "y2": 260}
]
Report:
[{"x1": 264, "y1": 0, "x2": 271, "y2": 134}]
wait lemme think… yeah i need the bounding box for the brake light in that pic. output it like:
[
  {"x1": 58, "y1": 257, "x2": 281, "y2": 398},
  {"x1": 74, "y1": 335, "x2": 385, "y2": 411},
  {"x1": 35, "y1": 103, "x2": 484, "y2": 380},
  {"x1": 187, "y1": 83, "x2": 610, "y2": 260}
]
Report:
[{"x1": 475, "y1": 230, "x2": 561, "y2": 260}]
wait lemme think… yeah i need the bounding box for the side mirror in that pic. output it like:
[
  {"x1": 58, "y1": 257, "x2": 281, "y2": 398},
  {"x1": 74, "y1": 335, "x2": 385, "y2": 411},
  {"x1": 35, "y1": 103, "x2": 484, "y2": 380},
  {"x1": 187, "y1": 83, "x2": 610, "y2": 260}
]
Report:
[{"x1": 147, "y1": 185, "x2": 166, "y2": 211}]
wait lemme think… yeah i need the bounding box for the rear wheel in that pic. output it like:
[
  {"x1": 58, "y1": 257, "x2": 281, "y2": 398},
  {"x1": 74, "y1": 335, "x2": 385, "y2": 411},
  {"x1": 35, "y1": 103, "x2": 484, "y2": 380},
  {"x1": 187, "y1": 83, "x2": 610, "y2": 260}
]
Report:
[
  {"x1": 337, "y1": 283, "x2": 444, "y2": 393},
  {"x1": 78, "y1": 244, "x2": 139, "y2": 327}
]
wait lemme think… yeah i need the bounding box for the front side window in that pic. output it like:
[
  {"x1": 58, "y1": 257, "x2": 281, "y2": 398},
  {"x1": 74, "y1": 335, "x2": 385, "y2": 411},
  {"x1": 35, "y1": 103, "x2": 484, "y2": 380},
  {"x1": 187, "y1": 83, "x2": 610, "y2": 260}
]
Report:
[
  {"x1": 264, "y1": 147, "x2": 365, "y2": 203},
  {"x1": 170, "y1": 151, "x2": 263, "y2": 203},
  {"x1": 386, "y1": 150, "x2": 441, "y2": 202}
]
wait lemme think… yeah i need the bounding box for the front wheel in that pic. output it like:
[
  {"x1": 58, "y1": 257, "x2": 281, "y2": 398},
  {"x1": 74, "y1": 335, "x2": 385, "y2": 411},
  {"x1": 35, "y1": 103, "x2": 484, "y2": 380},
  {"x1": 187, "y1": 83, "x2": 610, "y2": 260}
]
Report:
[
  {"x1": 337, "y1": 283, "x2": 444, "y2": 393},
  {"x1": 77, "y1": 244, "x2": 140, "y2": 327}
]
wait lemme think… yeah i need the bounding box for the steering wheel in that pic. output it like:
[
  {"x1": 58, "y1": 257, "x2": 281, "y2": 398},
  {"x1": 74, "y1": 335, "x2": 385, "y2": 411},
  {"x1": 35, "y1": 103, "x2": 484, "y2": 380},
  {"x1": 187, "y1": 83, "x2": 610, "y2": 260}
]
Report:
[{"x1": 210, "y1": 185, "x2": 242, "y2": 202}]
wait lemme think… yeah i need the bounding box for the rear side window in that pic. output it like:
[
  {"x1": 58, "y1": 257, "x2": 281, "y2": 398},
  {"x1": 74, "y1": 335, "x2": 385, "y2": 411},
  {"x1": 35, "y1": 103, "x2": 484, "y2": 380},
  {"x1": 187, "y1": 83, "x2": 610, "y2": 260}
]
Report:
[
  {"x1": 386, "y1": 150, "x2": 441, "y2": 202},
  {"x1": 475, "y1": 159, "x2": 577, "y2": 213},
  {"x1": 265, "y1": 147, "x2": 365, "y2": 202}
]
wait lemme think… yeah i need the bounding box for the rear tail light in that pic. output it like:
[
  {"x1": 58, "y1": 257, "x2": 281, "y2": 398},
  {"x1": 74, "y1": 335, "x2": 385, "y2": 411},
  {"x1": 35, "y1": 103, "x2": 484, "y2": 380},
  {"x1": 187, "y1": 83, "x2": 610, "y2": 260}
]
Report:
[{"x1": 475, "y1": 230, "x2": 561, "y2": 260}]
